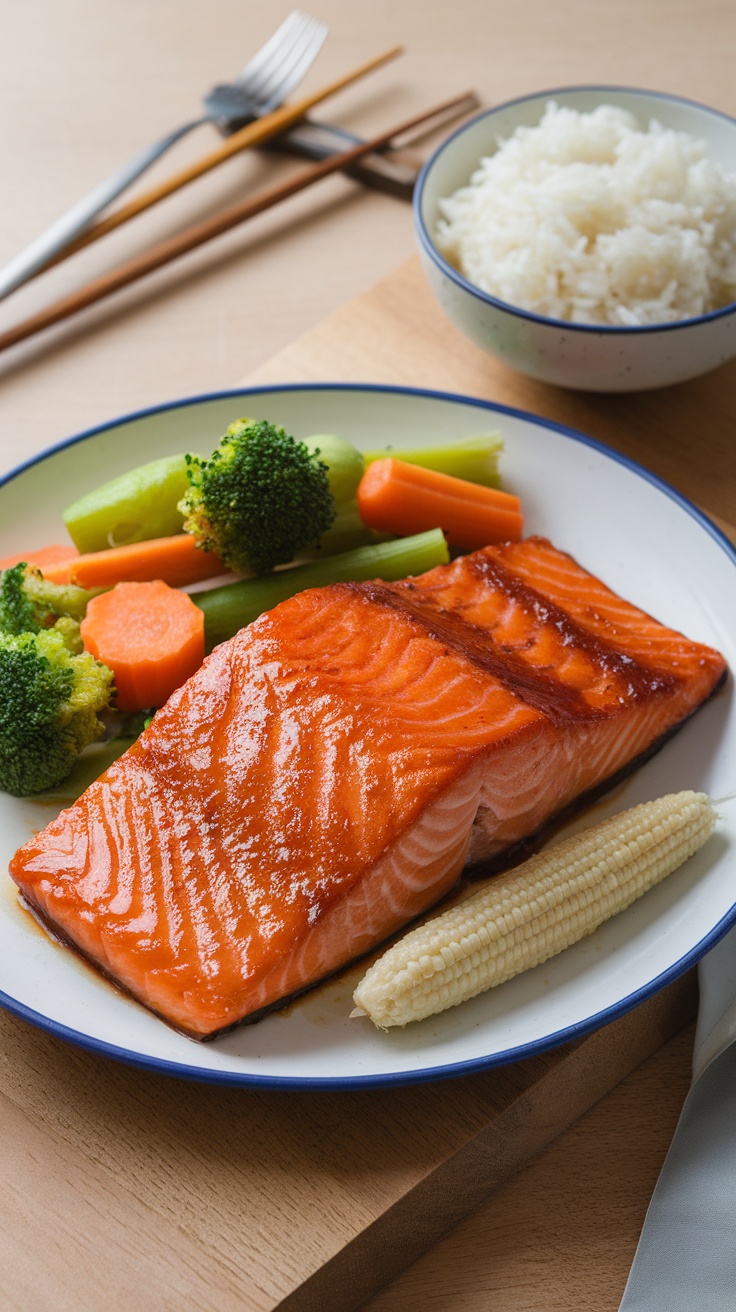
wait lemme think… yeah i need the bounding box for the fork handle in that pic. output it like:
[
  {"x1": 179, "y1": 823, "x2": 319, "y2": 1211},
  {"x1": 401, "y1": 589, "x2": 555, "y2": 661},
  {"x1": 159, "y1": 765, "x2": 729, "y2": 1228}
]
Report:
[{"x1": 0, "y1": 117, "x2": 207, "y2": 301}]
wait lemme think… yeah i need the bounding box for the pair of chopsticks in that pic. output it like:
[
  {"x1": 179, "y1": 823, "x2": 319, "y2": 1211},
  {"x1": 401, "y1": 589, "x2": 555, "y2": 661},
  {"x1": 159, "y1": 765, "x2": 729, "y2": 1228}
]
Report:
[
  {"x1": 42, "y1": 46, "x2": 405, "y2": 271},
  {"x1": 0, "y1": 47, "x2": 477, "y2": 356}
]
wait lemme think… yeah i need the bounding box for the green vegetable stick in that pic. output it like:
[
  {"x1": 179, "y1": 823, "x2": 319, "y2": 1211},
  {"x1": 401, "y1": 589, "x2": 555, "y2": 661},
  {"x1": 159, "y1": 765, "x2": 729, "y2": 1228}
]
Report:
[
  {"x1": 363, "y1": 433, "x2": 503, "y2": 488},
  {"x1": 195, "y1": 528, "x2": 449, "y2": 652},
  {"x1": 63, "y1": 454, "x2": 193, "y2": 554},
  {"x1": 301, "y1": 500, "x2": 374, "y2": 557}
]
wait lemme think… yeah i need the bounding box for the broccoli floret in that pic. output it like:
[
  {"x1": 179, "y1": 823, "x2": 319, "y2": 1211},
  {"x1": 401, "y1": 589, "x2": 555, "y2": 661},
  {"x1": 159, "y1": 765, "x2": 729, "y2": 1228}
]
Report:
[
  {"x1": 179, "y1": 418, "x2": 336, "y2": 575},
  {"x1": 0, "y1": 562, "x2": 94, "y2": 635},
  {"x1": 0, "y1": 628, "x2": 114, "y2": 796}
]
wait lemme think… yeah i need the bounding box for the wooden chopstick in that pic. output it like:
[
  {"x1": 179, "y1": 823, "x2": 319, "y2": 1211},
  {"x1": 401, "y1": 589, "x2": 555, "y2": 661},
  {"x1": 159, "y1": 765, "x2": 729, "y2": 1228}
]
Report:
[
  {"x1": 0, "y1": 92, "x2": 475, "y2": 357},
  {"x1": 40, "y1": 46, "x2": 403, "y2": 272}
]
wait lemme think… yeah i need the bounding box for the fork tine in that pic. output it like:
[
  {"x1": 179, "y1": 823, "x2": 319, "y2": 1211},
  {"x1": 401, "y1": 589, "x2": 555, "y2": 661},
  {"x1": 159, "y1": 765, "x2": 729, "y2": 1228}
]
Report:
[
  {"x1": 257, "y1": 19, "x2": 329, "y2": 110},
  {"x1": 236, "y1": 16, "x2": 316, "y2": 104},
  {"x1": 202, "y1": 14, "x2": 328, "y2": 133},
  {"x1": 233, "y1": 11, "x2": 309, "y2": 86}
]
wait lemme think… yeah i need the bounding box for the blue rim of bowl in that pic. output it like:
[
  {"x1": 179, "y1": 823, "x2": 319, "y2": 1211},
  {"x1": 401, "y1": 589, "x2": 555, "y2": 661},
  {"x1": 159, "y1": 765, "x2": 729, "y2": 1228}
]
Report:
[
  {"x1": 0, "y1": 380, "x2": 734, "y2": 1090},
  {"x1": 414, "y1": 84, "x2": 736, "y2": 335}
]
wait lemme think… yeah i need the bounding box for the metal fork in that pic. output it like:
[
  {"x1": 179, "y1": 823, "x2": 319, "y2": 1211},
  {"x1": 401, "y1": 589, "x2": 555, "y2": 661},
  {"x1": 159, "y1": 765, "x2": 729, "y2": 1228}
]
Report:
[
  {"x1": 201, "y1": 12, "x2": 328, "y2": 135},
  {"x1": 0, "y1": 12, "x2": 328, "y2": 301}
]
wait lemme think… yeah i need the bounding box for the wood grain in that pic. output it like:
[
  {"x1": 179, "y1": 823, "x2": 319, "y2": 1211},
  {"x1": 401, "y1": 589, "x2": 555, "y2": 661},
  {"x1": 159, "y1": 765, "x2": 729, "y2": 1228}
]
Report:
[
  {"x1": 0, "y1": 976, "x2": 696, "y2": 1312},
  {"x1": 363, "y1": 1023, "x2": 696, "y2": 1312}
]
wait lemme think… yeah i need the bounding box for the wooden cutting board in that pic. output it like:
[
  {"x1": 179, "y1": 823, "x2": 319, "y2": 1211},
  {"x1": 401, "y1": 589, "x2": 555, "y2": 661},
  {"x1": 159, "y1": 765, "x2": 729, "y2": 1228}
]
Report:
[{"x1": 3, "y1": 257, "x2": 732, "y2": 1312}]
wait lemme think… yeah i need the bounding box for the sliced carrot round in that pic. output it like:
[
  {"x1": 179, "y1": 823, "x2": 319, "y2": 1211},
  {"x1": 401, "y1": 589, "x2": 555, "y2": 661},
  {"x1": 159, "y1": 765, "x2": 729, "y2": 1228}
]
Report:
[{"x1": 80, "y1": 580, "x2": 205, "y2": 712}]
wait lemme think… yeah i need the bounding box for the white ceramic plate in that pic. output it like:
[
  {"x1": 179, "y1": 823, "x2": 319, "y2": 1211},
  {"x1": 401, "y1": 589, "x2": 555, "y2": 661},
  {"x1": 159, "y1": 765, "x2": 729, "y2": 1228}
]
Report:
[{"x1": 1, "y1": 384, "x2": 734, "y2": 1088}]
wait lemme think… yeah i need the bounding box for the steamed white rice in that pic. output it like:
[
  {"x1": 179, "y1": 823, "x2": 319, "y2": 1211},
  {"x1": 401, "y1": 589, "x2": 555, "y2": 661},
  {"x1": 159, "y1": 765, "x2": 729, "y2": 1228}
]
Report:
[{"x1": 435, "y1": 103, "x2": 736, "y2": 326}]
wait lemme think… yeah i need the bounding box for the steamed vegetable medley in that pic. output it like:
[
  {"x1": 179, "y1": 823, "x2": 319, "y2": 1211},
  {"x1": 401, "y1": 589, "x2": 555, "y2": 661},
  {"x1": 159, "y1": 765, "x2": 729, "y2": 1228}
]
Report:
[{"x1": 0, "y1": 418, "x2": 521, "y2": 797}]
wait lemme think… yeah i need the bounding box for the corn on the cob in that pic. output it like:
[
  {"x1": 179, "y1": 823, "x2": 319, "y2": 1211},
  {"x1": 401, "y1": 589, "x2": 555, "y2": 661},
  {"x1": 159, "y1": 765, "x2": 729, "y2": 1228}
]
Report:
[{"x1": 352, "y1": 790, "x2": 717, "y2": 1030}]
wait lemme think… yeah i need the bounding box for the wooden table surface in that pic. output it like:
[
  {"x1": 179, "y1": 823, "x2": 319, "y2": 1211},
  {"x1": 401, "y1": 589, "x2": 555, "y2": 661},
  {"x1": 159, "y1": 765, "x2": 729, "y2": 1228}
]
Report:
[{"x1": 0, "y1": 2, "x2": 734, "y2": 1309}]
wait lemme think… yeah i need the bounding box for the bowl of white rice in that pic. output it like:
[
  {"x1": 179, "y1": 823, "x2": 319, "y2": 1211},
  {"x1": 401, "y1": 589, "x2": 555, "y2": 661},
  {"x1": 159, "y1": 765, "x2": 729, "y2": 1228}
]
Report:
[{"x1": 414, "y1": 87, "x2": 736, "y2": 391}]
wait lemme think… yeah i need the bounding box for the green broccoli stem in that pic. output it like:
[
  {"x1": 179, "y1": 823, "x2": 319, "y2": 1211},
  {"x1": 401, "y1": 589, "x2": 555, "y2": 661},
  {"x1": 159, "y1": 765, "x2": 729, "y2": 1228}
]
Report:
[
  {"x1": 194, "y1": 528, "x2": 449, "y2": 652},
  {"x1": 363, "y1": 433, "x2": 503, "y2": 488}
]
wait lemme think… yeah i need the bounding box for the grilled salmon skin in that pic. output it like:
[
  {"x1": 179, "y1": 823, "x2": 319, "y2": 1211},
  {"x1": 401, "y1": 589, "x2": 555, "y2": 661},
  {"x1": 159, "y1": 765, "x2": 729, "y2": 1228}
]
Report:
[{"x1": 9, "y1": 537, "x2": 726, "y2": 1040}]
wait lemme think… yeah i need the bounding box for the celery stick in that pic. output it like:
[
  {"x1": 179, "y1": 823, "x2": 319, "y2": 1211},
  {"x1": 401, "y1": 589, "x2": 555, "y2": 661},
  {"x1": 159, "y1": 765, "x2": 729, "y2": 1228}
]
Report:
[
  {"x1": 195, "y1": 529, "x2": 449, "y2": 651},
  {"x1": 300, "y1": 500, "x2": 374, "y2": 557},
  {"x1": 63, "y1": 454, "x2": 193, "y2": 553},
  {"x1": 363, "y1": 433, "x2": 503, "y2": 487}
]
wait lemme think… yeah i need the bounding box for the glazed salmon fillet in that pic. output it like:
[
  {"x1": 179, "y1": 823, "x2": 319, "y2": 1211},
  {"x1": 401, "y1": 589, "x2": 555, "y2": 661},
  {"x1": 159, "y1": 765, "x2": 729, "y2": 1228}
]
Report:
[{"x1": 9, "y1": 537, "x2": 726, "y2": 1039}]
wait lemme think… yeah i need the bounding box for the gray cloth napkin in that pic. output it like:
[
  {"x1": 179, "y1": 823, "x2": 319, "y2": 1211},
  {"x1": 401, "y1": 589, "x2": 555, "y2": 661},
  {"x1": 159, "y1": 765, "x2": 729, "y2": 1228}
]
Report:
[{"x1": 619, "y1": 923, "x2": 736, "y2": 1310}]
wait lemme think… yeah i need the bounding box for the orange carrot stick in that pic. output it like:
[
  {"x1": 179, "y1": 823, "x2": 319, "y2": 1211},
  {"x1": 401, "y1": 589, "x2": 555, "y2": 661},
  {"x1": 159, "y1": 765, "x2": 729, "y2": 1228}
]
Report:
[
  {"x1": 80, "y1": 580, "x2": 205, "y2": 711},
  {"x1": 356, "y1": 458, "x2": 523, "y2": 549},
  {"x1": 0, "y1": 544, "x2": 79, "y2": 578},
  {"x1": 47, "y1": 533, "x2": 227, "y2": 589}
]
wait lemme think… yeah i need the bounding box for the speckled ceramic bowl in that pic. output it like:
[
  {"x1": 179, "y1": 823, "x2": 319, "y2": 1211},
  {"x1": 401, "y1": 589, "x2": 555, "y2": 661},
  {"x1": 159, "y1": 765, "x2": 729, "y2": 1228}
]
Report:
[{"x1": 414, "y1": 86, "x2": 736, "y2": 392}]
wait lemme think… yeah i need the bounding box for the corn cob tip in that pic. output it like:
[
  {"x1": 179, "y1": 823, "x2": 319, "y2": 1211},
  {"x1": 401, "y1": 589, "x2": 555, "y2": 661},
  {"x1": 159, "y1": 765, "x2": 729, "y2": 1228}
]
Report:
[
  {"x1": 350, "y1": 1002, "x2": 392, "y2": 1031},
  {"x1": 352, "y1": 790, "x2": 717, "y2": 1031}
]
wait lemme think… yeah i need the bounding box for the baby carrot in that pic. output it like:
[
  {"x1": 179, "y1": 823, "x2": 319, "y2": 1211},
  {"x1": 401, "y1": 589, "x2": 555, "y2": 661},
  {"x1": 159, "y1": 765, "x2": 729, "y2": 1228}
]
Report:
[
  {"x1": 47, "y1": 533, "x2": 227, "y2": 589},
  {"x1": 80, "y1": 580, "x2": 205, "y2": 711},
  {"x1": 356, "y1": 458, "x2": 523, "y2": 549},
  {"x1": 0, "y1": 544, "x2": 79, "y2": 580}
]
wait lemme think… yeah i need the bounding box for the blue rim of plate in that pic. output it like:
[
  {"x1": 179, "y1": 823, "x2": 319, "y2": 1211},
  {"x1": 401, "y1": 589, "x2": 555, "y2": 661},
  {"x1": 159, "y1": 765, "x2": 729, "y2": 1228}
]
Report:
[
  {"x1": 0, "y1": 380, "x2": 734, "y2": 1090},
  {"x1": 414, "y1": 84, "x2": 736, "y2": 335}
]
